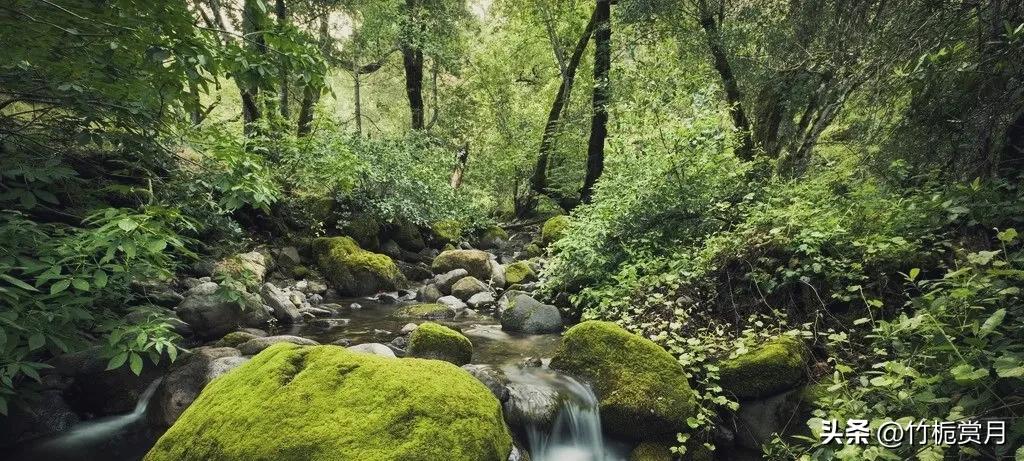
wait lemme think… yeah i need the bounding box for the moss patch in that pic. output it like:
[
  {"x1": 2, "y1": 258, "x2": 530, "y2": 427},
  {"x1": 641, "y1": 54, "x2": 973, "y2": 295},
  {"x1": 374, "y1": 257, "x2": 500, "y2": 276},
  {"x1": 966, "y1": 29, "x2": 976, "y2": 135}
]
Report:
[
  {"x1": 525, "y1": 243, "x2": 543, "y2": 258},
  {"x1": 550, "y1": 321, "x2": 697, "y2": 442},
  {"x1": 504, "y1": 262, "x2": 536, "y2": 285},
  {"x1": 629, "y1": 441, "x2": 674, "y2": 461},
  {"x1": 407, "y1": 322, "x2": 473, "y2": 366},
  {"x1": 344, "y1": 215, "x2": 382, "y2": 250},
  {"x1": 144, "y1": 343, "x2": 510, "y2": 461},
  {"x1": 215, "y1": 331, "x2": 258, "y2": 348},
  {"x1": 396, "y1": 303, "x2": 455, "y2": 319},
  {"x1": 311, "y1": 236, "x2": 405, "y2": 296},
  {"x1": 291, "y1": 265, "x2": 311, "y2": 279},
  {"x1": 718, "y1": 335, "x2": 809, "y2": 400},
  {"x1": 541, "y1": 215, "x2": 570, "y2": 246},
  {"x1": 431, "y1": 249, "x2": 492, "y2": 280},
  {"x1": 431, "y1": 219, "x2": 463, "y2": 244}
]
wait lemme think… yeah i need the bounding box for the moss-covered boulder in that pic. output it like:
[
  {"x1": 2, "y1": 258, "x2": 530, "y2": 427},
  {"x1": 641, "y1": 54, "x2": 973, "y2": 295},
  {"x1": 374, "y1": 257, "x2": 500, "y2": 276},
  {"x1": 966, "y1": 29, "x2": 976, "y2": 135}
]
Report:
[
  {"x1": 407, "y1": 322, "x2": 473, "y2": 366},
  {"x1": 397, "y1": 303, "x2": 456, "y2": 320},
  {"x1": 452, "y1": 276, "x2": 490, "y2": 301},
  {"x1": 504, "y1": 261, "x2": 537, "y2": 285},
  {"x1": 431, "y1": 219, "x2": 463, "y2": 244},
  {"x1": 525, "y1": 242, "x2": 544, "y2": 258},
  {"x1": 212, "y1": 251, "x2": 267, "y2": 290},
  {"x1": 312, "y1": 236, "x2": 406, "y2": 296},
  {"x1": 343, "y1": 215, "x2": 382, "y2": 250},
  {"x1": 392, "y1": 219, "x2": 426, "y2": 251},
  {"x1": 432, "y1": 249, "x2": 493, "y2": 280},
  {"x1": 214, "y1": 331, "x2": 258, "y2": 348},
  {"x1": 144, "y1": 343, "x2": 510, "y2": 461},
  {"x1": 550, "y1": 321, "x2": 697, "y2": 442},
  {"x1": 718, "y1": 335, "x2": 809, "y2": 400},
  {"x1": 629, "y1": 441, "x2": 674, "y2": 461},
  {"x1": 541, "y1": 215, "x2": 570, "y2": 246},
  {"x1": 477, "y1": 226, "x2": 508, "y2": 249}
]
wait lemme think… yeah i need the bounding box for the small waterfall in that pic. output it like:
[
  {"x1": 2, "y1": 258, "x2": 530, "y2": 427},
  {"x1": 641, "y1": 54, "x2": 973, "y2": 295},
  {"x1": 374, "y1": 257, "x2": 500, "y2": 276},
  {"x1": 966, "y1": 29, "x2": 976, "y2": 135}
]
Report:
[
  {"x1": 505, "y1": 367, "x2": 624, "y2": 461},
  {"x1": 12, "y1": 378, "x2": 163, "y2": 461}
]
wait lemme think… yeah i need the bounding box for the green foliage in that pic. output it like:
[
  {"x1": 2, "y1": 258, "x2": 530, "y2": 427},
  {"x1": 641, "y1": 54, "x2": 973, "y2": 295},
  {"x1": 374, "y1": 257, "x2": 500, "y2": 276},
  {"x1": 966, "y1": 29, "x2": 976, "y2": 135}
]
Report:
[
  {"x1": 0, "y1": 207, "x2": 191, "y2": 412},
  {"x1": 769, "y1": 231, "x2": 1024, "y2": 460}
]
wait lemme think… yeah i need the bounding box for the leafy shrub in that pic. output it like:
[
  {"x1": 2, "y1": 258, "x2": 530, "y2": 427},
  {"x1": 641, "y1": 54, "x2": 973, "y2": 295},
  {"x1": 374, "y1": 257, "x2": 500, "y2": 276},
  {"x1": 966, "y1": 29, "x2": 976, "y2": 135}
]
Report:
[
  {"x1": 768, "y1": 229, "x2": 1024, "y2": 460},
  {"x1": 0, "y1": 207, "x2": 193, "y2": 413}
]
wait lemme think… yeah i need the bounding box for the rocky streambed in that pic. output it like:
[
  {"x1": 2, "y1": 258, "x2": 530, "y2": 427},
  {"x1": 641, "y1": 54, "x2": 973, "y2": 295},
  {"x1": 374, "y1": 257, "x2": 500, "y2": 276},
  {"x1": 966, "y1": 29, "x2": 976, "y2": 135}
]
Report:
[{"x1": 4, "y1": 219, "x2": 817, "y2": 461}]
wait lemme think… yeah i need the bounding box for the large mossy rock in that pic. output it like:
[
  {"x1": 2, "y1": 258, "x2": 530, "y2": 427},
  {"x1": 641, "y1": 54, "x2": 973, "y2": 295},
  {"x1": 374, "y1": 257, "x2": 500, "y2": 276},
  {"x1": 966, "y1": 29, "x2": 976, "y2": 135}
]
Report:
[
  {"x1": 144, "y1": 343, "x2": 511, "y2": 461},
  {"x1": 212, "y1": 251, "x2": 268, "y2": 289},
  {"x1": 407, "y1": 322, "x2": 473, "y2": 366},
  {"x1": 504, "y1": 261, "x2": 537, "y2": 285},
  {"x1": 312, "y1": 236, "x2": 406, "y2": 296},
  {"x1": 431, "y1": 249, "x2": 493, "y2": 280},
  {"x1": 718, "y1": 335, "x2": 809, "y2": 400},
  {"x1": 430, "y1": 219, "x2": 463, "y2": 244},
  {"x1": 550, "y1": 321, "x2": 697, "y2": 442},
  {"x1": 397, "y1": 303, "x2": 456, "y2": 320},
  {"x1": 452, "y1": 276, "x2": 490, "y2": 301},
  {"x1": 541, "y1": 215, "x2": 570, "y2": 246}
]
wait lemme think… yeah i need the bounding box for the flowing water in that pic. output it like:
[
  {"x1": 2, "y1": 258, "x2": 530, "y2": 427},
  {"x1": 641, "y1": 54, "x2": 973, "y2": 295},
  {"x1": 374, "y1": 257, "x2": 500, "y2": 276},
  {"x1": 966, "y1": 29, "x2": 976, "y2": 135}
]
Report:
[
  {"x1": 16, "y1": 290, "x2": 628, "y2": 460},
  {"x1": 11, "y1": 378, "x2": 163, "y2": 461},
  {"x1": 505, "y1": 366, "x2": 627, "y2": 461}
]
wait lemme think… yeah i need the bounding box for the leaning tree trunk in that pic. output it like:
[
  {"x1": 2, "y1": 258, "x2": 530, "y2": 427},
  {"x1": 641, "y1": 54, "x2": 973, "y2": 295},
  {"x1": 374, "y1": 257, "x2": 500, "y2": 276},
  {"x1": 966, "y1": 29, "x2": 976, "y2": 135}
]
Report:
[
  {"x1": 530, "y1": 9, "x2": 597, "y2": 199},
  {"x1": 579, "y1": 0, "x2": 611, "y2": 206},
  {"x1": 697, "y1": 0, "x2": 753, "y2": 161}
]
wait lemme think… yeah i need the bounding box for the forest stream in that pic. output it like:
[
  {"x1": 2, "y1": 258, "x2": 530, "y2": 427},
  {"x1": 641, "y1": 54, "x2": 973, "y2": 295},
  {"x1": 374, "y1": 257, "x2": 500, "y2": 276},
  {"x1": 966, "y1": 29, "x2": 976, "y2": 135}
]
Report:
[{"x1": 11, "y1": 280, "x2": 633, "y2": 461}]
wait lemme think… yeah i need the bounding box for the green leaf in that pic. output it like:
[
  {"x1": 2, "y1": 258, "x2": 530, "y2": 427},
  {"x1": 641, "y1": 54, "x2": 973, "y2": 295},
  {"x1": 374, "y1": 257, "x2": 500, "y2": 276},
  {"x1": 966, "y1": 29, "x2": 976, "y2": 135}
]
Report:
[
  {"x1": 28, "y1": 332, "x2": 45, "y2": 351},
  {"x1": 20, "y1": 364, "x2": 41, "y2": 382},
  {"x1": 71, "y1": 278, "x2": 90, "y2": 291},
  {"x1": 117, "y1": 218, "x2": 139, "y2": 232},
  {"x1": 1, "y1": 273, "x2": 39, "y2": 292},
  {"x1": 994, "y1": 354, "x2": 1024, "y2": 378},
  {"x1": 167, "y1": 345, "x2": 178, "y2": 362},
  {"x1": 908, "y1": 268, "x2": 920, "y2": 281},
  {"x1": 146, "y1": 238, "x2": 167, "y2": 252},
  {"x1": 979, "y1": 308, "x2": 1006, "y2": 338},
  {"x1": 106, "y1": 351, "x2": 128, "y2": 370},
  {"x1": 50, "y1": 278, "x2": 71, "y2": 294},
  {"x1": 129, "y1": 353, "x2": 143, "y2": 376},
  {"x1": 93, "y1": 269, "x2": 108, "y2": 288},
  {"x1": 997, "y1": 228, "x2": 1018, "y2": 243}
]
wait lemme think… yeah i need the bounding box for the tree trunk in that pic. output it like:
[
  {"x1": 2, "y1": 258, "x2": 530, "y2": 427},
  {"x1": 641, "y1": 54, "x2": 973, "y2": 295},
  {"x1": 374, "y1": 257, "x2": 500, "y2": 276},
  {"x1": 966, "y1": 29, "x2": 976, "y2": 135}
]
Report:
[
  {"x1": 276, "y1": 0, "x2": 289, "y2": 119},
  {"x1": 579, "y1": 0, "x2": 611, "y2": 205},
  {"x1": 297, "y1": 85, "x2": 317, "y2": 136},
  {"x1": 530, "y1": 10, "x2": 597, "y2": 198},
  {"x1": 402, "y1": 0, "x2": 425, "y2": 130},
  {"x1": 697, "y1": 0, "x2": 753, "y2": 161},
  {"x1": 402, "y1": 46, "x2": 425, "y2": 130},
  {"x1": 241, "y1": 0, "x2": 268, "y2": 136}
]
